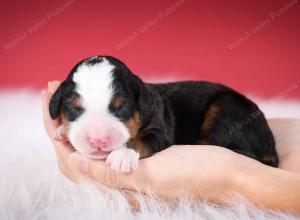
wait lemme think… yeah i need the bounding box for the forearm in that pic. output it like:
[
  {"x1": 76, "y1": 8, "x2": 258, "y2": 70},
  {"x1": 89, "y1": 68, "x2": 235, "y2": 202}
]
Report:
[{"x1": 235, "y1": 163, "x2": 300, "y2": 215}]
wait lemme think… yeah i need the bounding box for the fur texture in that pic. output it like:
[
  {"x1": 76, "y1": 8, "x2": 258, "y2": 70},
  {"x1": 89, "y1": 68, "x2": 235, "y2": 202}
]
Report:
[
  {"x1": 0, "y1": 90, "x2": 299, "y2": 219},
  {"x1": 49, "y1": 56, "x2": 279, "y2": 171}
]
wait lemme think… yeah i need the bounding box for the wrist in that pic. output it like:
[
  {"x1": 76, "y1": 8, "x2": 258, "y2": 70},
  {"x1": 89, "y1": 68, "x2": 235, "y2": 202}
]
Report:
[
  {"x1": 231, "y1": 160, "x2": 300, "y2": 214},
  {"x1": 233, "y1": 161, "x2": 266, "y2": 198},
  {"x1": 224, "y1": 159, "x2": 268, "y2": 203}
]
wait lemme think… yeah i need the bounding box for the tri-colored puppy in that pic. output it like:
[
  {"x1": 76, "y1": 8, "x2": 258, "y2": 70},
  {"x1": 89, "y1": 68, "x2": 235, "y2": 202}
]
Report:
[{"x1": 49, "y1": 55, "x2": 278, "y2": 172}]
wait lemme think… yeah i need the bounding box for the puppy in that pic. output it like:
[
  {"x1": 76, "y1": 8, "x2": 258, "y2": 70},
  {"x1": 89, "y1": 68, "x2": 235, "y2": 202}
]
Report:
[{"x1": 49, "y1": 55, "x2": 278, "y2": 172}]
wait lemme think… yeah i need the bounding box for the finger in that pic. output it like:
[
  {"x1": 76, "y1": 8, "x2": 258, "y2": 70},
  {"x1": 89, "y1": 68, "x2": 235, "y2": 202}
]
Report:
[
  {"x1": 68, "y1": 154, "x2": 148, "y2": 191},
  {"x1": 41, "y1": 89, "x2": 74, "y2": 160},
  {"x1": 53, "y1": 139, "x2": 74, "y2": 159},
  {"x1": 268, "y1": 118, "x2": 300, "y2": 149},
  {"x1": 67, "y1": 152, "x2": 89, "y2": 174},
  {"x1": 48, "y1": 81, "x2": 61, "y2": 94},
  {"x1": 85, "y1": 158, "x2": 148, "y2": 191}
]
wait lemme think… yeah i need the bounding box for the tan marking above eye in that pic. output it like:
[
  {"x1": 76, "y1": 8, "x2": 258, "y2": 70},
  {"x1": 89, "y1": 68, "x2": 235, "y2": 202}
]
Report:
[
  {"x1": 73, "y1": 97, "x2": 82, "y2": 108},
  {"x1": 112, "y1": 96, "x2": 123, "y2": 109}
]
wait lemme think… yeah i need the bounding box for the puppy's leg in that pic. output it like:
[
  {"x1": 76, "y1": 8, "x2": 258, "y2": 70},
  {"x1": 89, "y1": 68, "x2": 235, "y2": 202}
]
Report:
[
  {"x1": 198, "y1": 94, "x2": 278, "y2": 167},
  {"x1": 106, "y1": 147, "x2": 140, "y2": 173}
]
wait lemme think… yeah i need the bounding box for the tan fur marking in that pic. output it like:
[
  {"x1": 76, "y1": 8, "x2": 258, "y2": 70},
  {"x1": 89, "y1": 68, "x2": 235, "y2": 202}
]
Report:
[
  {"x1": 73, "y1": 97, "x2": 82, "y2": 108},
  {"x1": 126, "y1": 122, "x2": 158, "y2": 159},
  {"x1": 112, "y1": 96, "x2": 123, "y2": 109},
  {"x1": 127, "y1": 137, "x2": 152, "y2": 159},
  {"x1": 201, "y1": 104, "x2": 219, "y2": 135},
  {"x1": 197, "y1": 140, "x2": 210, "y2": 145},
  {"x1": 124, "y1": 112, "x2": 141, "y2": 137},
  {"x1": 262, "y1": 155, "x2": 275, "y2": 162}
]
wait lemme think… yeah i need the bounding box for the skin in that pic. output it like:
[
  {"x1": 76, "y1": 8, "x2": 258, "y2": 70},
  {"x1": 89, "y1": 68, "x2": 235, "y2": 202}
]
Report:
[{"x1": 42, "y1": 81, "x2": 300, "y2": 215}]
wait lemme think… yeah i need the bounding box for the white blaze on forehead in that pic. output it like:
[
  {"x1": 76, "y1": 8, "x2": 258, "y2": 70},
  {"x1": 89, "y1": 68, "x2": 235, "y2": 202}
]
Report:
[
  {"x1": 68, "y1": 57, "x2": 131, "y2": 157},
  {"x1": 73, "y1": 58, "x2": 115, "y2": 111}
]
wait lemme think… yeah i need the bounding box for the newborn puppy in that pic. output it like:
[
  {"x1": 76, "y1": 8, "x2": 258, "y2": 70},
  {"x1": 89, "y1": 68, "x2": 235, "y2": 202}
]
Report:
[{"x1": 49, "y1": 55, "x2": 278, "y2": 172}]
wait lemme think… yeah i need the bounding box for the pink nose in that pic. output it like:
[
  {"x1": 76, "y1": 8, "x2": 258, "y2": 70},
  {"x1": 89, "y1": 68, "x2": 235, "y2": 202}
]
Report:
[{"x1": 88, "y1": 138, "x2": 108, "y2": 148}]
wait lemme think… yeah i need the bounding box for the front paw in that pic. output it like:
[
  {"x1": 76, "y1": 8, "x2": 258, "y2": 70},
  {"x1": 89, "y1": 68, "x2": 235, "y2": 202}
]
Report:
[{"x1": 106, "y1": 148, "x2": 139, "y2": 173}]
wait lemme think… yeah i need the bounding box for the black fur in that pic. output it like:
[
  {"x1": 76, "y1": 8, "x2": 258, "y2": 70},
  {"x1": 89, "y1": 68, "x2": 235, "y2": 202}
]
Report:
[
  {"x1": 149, "y1": 82, "x2": 278, "y2": 166},
  {"x1": 49, "y1": 62, "x2": 84, "y2": 121},
  {"x1": 49, "y1": 55, "x2": 279, "y2": 167}
]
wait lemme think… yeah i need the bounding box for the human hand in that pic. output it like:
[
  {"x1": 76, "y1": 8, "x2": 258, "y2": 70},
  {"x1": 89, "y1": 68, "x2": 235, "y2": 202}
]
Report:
[
  {"x1": 42, "y1": 81, "x2": 260, "y2": 202},
  {"x1": 268, "y1": 118, "x2": 300, "y2": 173}
]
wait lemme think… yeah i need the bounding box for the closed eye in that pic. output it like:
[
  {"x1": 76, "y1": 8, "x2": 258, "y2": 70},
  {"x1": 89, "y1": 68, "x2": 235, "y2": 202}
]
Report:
[
  {"x1": 111, "y1": 96, "x2": 123, "y2": 110},
  {"x1": 109, "y1": 98, "x2": 132, "y2": 121},
  {"x1": 63, "y1": 98, "x2": 84, "y2": 121}
]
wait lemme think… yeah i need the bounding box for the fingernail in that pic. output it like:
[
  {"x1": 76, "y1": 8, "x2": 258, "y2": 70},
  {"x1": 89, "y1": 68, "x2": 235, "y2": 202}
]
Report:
[{"x1": 48, "y1": 81, "x2": 60, "y2": 93}]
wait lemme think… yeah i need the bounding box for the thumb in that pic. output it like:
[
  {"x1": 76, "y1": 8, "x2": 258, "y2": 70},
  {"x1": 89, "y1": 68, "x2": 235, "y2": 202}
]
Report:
[{"x1": 70, "y1": 156, "x2": 148, "y2": 191}]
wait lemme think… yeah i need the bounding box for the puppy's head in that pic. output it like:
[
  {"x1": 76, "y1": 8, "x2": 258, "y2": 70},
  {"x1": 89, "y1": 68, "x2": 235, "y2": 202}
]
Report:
[{"x1": 49, "y1": 56, "x2": 150, "y2": 159}]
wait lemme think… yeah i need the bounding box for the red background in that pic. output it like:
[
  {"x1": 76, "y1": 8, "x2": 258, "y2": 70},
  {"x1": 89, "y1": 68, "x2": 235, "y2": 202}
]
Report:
[{"x1": 0, "y1": 0, "x2": 299, "y2": 98}]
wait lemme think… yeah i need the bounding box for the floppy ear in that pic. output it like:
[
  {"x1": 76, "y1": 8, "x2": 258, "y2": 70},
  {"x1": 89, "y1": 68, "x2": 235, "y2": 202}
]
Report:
[{"x1": 49, "y1": 84, "x2": 65, "y2": 119}]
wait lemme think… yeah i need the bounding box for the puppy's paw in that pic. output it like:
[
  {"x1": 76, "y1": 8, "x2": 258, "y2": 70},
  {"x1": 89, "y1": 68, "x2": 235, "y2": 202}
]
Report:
[
  {"x1": 106, "y1": 148, "x2": 139, "y2": 173},
  {"x1": 54, "y1": 125, "x2": 67, "y2": 142}
]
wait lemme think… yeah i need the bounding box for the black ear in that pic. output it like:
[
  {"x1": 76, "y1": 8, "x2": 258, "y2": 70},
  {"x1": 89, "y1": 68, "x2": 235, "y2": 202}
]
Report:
[{"x1": 49, "y1": 84, "x2": 65, "y2": 119}]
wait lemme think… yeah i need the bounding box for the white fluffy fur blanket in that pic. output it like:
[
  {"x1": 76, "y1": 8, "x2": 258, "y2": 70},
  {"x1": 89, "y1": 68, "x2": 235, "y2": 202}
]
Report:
[{"x1": 0, "y1": 90, "x2": 299, "y2": 220}]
